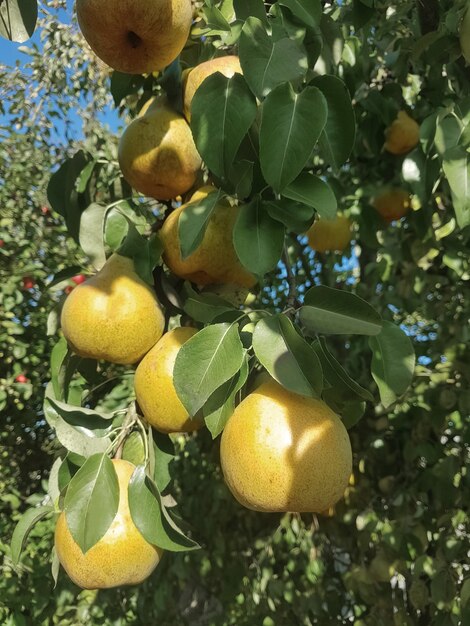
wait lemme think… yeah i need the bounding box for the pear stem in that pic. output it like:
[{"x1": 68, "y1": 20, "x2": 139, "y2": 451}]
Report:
[{"x1": 113, "y1": 403, "x2": 138, "y2": 459}]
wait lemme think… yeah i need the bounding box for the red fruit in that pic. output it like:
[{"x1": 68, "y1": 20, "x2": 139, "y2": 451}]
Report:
[
  {"x1": 15, "y1": 374, "x2": 28, "y2": 384},
  {"x1": 71, "y1": 274, "x2": 86, "y2": 285},
  {"x1": 64, "y1": 285, "x2": 74, "y2": 295},
  {"x1": 41, "y1": 206, "x2": 49, "y2": 215},
  {"x1": 0, "y1": 239, "x2": 4, "y2": 247},
  {"x1": 22, "y1": 276, "x2": 35, "y2": 290}
]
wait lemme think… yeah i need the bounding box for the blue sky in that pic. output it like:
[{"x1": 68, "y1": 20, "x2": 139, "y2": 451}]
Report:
[{"x1": 0, "y1": 0, "x2": 121, "y2": 140}]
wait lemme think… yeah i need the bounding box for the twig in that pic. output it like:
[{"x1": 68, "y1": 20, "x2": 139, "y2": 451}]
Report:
[
  {"x1": 113, "y1": 403, "x2": 138, "y2": 459},
  {"x1": 282, "y1": 243, "x2": 297, "y2": 312}
]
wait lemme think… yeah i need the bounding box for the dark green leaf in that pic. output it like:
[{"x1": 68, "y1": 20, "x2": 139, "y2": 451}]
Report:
[
  {"x1": 260, "y1": 83, "x2": 327, "y2": 192},
  {"x1": 282, "y1": 173, "x2": 337, "y2": 220},
  {"x1": 233, "y1": 0, "x2": 268, "y2": 24},
  {"x1": 128, "y1": 466, "x2": 199, "y2": 551},
  {"x1": 50, "y1": 337, "x2": 69, "y2": 401},
  {"x1": 152, "y1": 431, "x2": 175, "y2": 493},
  {"x1": 173, "y1": 323, "x2": 245, "y2": 415},
  {"x1": 0, "y1": 0, "x2": 37, "y2": 42},
  {"x1": 442, "y1": 146, "x2": 470, "y2": 229},
  {"x1": 264, "y1": 199, "x2": 316, "y2": 233},
  {"x1": 313, "y1": 337, "x2": 374, "y2": 403},
  {"x1": 233, "y1": 197, "x2": 286, "y2": 276},
  {"x1": 312, "y1": 75, "x2": 356, "y2": 170},
  {"x1": 239, "y1": 17, "x2": 307, "y2": 99},
  {"x1": 110, "y1": 72, "x2": 145, "y2": 106},
  {"x1": 10, "y1": 506, "x2": 53, "y2": 566},
  {"x1": 204, "y1": 356, "x2": 249, "y2": 438},
  {"x1": 178, "y1": 190, "x2": 222, "y2": 260},
  {"x1": 191, "y1": 73, "x2": 257, "y2": 181},
  {"x1": 369, "y1": 321, "x2": 415, "y2": 408},
  {"x1": 182, "y1": 283, "x2": 234, "y2": 323},
  {"x1": 118, "y1": 224, "x2": 162, "y2": 284},
  {"x1": 64, "y1": 454, "x2": 119, "y2": 554},
  {"x1": 279, "y1": 0, "x2": 322, "y2": 28},
  {"x1": 47, "y1": 266, "x2": 84, "y2": 289},
  {"x1": 299, "y1": 286, "x2": 383, "y2": 335},
  {"x1": 253, "y1": 314, "x2": 323, "y2": 397}
]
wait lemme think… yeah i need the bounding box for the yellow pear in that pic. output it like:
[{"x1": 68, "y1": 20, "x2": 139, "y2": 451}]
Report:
[
  {"x1": 384, "y1": 111, "x2": 420, "y2": 155},
  {"x1": 372, "y1": 188, "x2": 411, "y2": 222},
  {"x1": 61, "y1": 253, "x2": 164, "y2": 364},
  {"x1": 183, "y1": 55, "x2": 243, "y2": 121},
  {"x1": 134, "y1": 326, "x2": 203, "y2": 433},
  {"x1": 118, "y1": 102, "x2": 202, "y2": 200},
  {"x1": 306, "y1": 215, "x2": 352, "y2": 253},
  {"x1": 55, "y1": 459, "x2": 162, "y2": 589},
  {"x1": 159, "y1": 187, "x2": 256, "y2": 287},
  {"x1": 220, "y1": 381, "x2": 353, "y2": 513},
  {"x1": 76, "y1": 0, "x2": 193, "y2": 74}
]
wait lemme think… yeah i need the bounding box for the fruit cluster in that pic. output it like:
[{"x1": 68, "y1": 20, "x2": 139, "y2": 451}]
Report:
[{"x1": 54, "y1": 0, "x2": 353, "y2": 590}]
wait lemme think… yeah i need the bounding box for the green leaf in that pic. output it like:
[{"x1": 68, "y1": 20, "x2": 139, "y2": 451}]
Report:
[
  {"x1": 173, "y1": 323, "x2": 245, "y2": 415},
  {"x1": 442, "y1": 146, "x2": 470, "y2": 229},
  {"x1": 182, "y1": 283, "x2": 234, "y2": 324},
  {"x1": 299, "y1": 286, "x2": 383, "y2": 336},
  {"x1": 369, "y1": 321, "x2": 415, "y2": 408},
  {"x1": 239, "y1": 17, "x2": 307, "y2": 99},
  {"x1": 203, "y1": 5, "x2": 231, "y2": 31},
  {"x1": 78, "y1": 203, "x2": 107, "y2": 269},
  {"x1": 64, "y1": 454, "x2": 119, "y2": 554},
  {"x1": 282, "y1": 173, "x2": 337, "y2": 220},
  {"x1": 312, "y1": 337, "x2": 374, "y2": 403},
  {"x1": 128, "y1": 466, "x2": 199, "y2": 551},
  {"x1": 311, "y1": 75, "x2": 356, "y2": 170},
  {"x1": 44, "y1": 398, "x2": 112, "y2": 457},
  {"x1": 104, "y1": 208, "x2": 129, "y2": 250},
  {"x1": 264, "y1": 199, "x2": 316, "y2": 233},
  {"x1": 233, "y1": 0, "x2": 268, "y2": 24},
  {"x1": 122, "y1": 431, "x2": 146, "y2": 466},
  {"x1": 152, "y1": 431, "x2": 175, "y2": 493},
  {"x1": 47, "y1": 266, "x2": 84, "y2": 289},
  {"x1": 118, "y1": 224, "x2": 162, "y2": 284},
  {"x1": 110, "y1": 72, "x2": 145, "y2": 106},
  {"x1": 430, "y1": 569, "x2": 456, "y2": 608},
  {"x1": 0, "y1": 0, "x2": 37, "y2": 42},
  {"x1": 253, "y1": 314, "x2": 323, "y2": 397},
  {"x1": 204, "y1": 356, "x2": 249, "y2": 438},
  {"x1": 260, "y1": 83, "x2": 328, "y2": 192},
  {"x1": 10, "y1": 506, "x2": 53, "y2": 566},
  {"x1": 191, "y1": 73, "x2": 258, "y2": 181},
  {"x1": 50, "y1": 337, "x2": 69, "y2": 401},
  {"x1": 178, "y1": 190, "x2": 222, "y2": 260},
  {"x1": 278, "y1": 0, "x2": 322, "y2": 28},
  {"x1": 233, "y1": 197, "x2": 286, "y2": 276},
  {"x1": 47, "y1": 397, "x2": 115, "y2": 428},
  {"x1": 47, "y1": 151, "x2": 90, "y2": 241}
]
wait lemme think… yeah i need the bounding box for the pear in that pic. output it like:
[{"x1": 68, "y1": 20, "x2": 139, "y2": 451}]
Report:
[
  {"x1": 306, "y1": 215, "x2": 352, "y2": 253},
  {"x1": 384, "y1": 111, "x2": 420, "y2": 155},
  {"x1": 159, "y1": 187, "x2": 256, "y2": 287},
  {"x1": 220, "y1": 380, "x2": 352, "y2": 513},
  {"x1": 55, "y1": 459, "x2": 162, "y2": 589},
  {"x1": 183, "y1": 55, "x2": 242, "y2": 121},
  {"x1": 135, "y1": 326, "x2": 203, "y2": 433},
  {"x1": 76, "y1": 0, "x2": 193, "y2": 74},
  {"x1": 372, "y1": 188, "x2": 411, "y2": 223},
  {"x1": 61, "y1": 254, "x2": 164, "y2": 364},
  {"x1": 118, "y1": 101, "x2": 202, "y2": 200}
]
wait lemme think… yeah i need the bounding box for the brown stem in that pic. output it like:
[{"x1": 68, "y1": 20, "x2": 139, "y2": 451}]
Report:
[{"x1": 113, "y1": 403, "x2": 138, "y2": 459}]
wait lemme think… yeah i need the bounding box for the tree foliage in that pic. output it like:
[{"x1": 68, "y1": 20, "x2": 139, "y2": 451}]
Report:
[{"x1": 1, "y1": 0, "x2": 469, "y2": 624}]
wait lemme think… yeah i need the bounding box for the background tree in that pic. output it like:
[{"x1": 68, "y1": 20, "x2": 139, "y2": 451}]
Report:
[{"x1": 1, "y1": 0, "x2": 469, "y2": 625}]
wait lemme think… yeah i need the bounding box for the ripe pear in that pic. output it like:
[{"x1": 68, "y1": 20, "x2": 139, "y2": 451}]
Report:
[
  {"x1": 220, "y1": 381, "x2": 353, "y2": 513},
  {"x1": 76, "y1": 0, "x2": 193, "y2": 74},
  {"x1": 183, "y1": 55, "x2": 243, "y2": 121},
  {"x1": 372, "y1": 188, "x2": 411, "y2": 222},
  {"x1": 118, "y1": 101, "x2": 202, "y2": 200},
  {"x1": 54, "y1": 459, "x2": 162, "y2": 589},
  {"x1": 134, "y1": 326, "x2": 203, "y2": 433},
  {"x1": 61, "y1": 253, "x2": 164, "y2": 364},
  {"x1": 384, "y1": 111, "x2": 420, "y2": 155},
  {"x1": 159, "y1": 187, "x2": 256, "y2": 287},
  {"x1": 306, "y1": 215, "x2": 352, "y2": 253}
]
